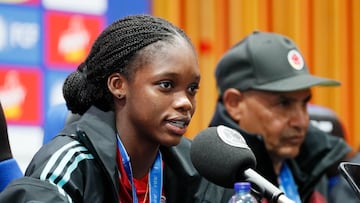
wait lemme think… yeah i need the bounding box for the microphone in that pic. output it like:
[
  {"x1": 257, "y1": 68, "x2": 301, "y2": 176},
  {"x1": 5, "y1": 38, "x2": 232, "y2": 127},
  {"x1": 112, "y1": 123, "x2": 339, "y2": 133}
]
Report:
[{"x1": 190, "y1": 125, "x2": 295, "y2": 203}]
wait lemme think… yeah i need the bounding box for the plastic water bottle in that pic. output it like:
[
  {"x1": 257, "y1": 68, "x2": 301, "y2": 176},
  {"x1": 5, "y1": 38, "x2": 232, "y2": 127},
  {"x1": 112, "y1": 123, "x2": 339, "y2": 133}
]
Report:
[{"x1": 228, "y1": 182, "x2": 257, "y2": 203}]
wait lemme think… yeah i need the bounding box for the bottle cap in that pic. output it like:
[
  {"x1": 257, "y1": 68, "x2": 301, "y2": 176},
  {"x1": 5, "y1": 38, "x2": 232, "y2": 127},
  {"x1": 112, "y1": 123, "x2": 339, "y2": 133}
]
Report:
[{"x1": 234, "y1": 182, "x2": 251, "y2": 192}]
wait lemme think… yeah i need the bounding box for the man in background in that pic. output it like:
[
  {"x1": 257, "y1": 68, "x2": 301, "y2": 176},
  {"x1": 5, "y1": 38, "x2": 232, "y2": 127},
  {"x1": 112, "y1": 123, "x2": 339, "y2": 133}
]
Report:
[{"x1": 209, "y1": 31, "x2": 351, "y2": 202}]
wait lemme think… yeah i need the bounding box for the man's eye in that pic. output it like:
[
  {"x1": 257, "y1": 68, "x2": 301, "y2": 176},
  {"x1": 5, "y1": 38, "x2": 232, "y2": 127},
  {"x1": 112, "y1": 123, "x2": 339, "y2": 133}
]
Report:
[
  {"x1": 159, "y1": 81, "x2": 173, "y2": 89},
  {"x1": 279, "y1": 99, "x2": 291, "y2": 107}
]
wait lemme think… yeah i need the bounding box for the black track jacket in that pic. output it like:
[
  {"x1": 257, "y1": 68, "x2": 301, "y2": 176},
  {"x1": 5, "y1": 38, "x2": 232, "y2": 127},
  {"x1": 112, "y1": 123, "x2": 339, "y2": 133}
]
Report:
[{"x1": 0, "y1": 106, "x2": 232, "y2": 203}]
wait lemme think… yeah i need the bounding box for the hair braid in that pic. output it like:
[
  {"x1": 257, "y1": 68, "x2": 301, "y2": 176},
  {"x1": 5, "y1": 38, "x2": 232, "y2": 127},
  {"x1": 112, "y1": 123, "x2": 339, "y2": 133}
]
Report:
[{"x1": 63, "y1": 14, "x2": 193, "y2": 115}]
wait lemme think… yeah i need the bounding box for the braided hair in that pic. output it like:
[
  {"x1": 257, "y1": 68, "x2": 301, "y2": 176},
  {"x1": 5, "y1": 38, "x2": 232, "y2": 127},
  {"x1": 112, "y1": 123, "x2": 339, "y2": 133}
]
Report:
[{"x1": 63, "y1": 14, "x2": 194, "y2": 115}]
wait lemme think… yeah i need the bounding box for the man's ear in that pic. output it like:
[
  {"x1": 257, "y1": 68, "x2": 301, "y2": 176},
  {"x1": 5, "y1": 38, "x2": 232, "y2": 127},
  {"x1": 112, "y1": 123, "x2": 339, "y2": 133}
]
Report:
[
  {"x1": 222, "y1": 88, "x2": 244, "y2": 121},
  {"x1": 107, "y1": 72, "x2": 126, "y2": 99}
]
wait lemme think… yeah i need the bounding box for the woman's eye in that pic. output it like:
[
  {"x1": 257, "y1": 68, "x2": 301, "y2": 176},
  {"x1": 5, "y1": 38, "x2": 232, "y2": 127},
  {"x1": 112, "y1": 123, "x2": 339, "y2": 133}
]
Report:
[
  {"x1": 159, "y1": 81, "x2": 173, "y2": 89},
  {"x1": 188, "y1": 84, "x2": 199, "y2": 95}
]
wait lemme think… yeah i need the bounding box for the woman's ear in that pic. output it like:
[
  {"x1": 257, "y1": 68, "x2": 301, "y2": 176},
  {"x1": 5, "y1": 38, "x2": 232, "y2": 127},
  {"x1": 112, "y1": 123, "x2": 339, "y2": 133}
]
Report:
[
  {"x1": 107, "y1": 72, "x2": 126, "y2": 99},
  {"x1": 222, "y1": 88, "x2": 244, "y2": 121}
]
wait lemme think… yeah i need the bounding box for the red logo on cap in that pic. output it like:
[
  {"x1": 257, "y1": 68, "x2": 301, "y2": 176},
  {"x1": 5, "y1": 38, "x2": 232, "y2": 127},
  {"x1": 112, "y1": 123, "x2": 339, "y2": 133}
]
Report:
[
  {"x1": 292, "y1": 54, "x2": 300, "y2": 65},
  {"x1": 287, "y1": 50, "x2": 304, "y2": 70}
]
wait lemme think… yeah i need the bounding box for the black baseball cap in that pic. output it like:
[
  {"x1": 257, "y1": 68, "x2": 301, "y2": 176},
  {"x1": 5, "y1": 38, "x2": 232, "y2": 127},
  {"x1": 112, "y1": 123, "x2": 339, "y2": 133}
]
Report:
[{"x1": 215, "y1": 31, "x2": 340, "y2": 95}]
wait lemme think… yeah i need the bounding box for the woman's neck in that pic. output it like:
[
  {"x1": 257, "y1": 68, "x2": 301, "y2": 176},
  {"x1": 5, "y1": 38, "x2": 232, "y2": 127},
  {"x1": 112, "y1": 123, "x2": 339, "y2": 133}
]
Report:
[
  {"x1": 130, "y1": 147, "x2": 159, "y2": 179},
  {"x1": 118, "y1": 133, "x2": 159, "y2": 179}
]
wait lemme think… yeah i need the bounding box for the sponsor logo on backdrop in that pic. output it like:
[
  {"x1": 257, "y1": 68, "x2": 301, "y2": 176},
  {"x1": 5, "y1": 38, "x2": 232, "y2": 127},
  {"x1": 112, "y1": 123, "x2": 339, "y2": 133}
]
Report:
[
  {"x1": 44, "y1": 69, "x2": 71, "y2": 114},
  {"x1": 0, "y1": 67, "x2": 42, "y2": 125},
  {"x1": 42, "y1": 0, "x2": 107, "y2": 15},
  {"x1": 44, "y1": 12, "x2": 104, "y2": 68},
  {"x1": 0, "y1": 0, "x2": 39, "y2": 5},
  {"x1": 0, "y1": 70, "x2": 26, "y2": 119},
  {"x1": 58, "y1": 16, "x2": 90, "y2": 63},
  {"x1": 0, "y1": 5, "x2": 41, "y2": 65}
]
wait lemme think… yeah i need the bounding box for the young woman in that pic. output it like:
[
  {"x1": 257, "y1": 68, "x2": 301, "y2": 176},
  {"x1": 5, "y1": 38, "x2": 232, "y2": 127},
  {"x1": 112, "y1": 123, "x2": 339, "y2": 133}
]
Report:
[{"x1": 0, "y1": 14, "x2": 205, "y2": 203}]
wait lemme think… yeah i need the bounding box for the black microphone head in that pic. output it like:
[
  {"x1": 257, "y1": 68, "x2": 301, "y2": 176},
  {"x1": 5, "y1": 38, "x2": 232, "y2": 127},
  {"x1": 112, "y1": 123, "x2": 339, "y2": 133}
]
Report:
[{"x1": 190, "y1": 125, "x2": 257, "y2": 188}]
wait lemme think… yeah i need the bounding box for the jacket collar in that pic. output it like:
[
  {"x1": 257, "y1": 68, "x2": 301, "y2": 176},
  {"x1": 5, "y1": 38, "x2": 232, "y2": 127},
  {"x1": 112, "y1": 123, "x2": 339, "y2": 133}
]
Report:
[{"x1": 63, "y1": 106, "x2": 119, "y2": 194}]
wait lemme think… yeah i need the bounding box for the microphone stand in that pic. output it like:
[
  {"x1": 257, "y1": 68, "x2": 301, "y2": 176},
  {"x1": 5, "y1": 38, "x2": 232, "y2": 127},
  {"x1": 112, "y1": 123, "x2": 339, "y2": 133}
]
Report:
[{"x1": 244, "y1": 169, "x2": 295, "y2": 203}]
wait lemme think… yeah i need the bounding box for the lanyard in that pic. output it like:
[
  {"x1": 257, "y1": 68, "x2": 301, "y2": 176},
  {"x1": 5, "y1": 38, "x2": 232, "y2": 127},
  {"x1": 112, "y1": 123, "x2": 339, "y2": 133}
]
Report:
[
  {"x1": 117, "y1": 135, "x2": 163, "y2": 203},
  {"x1": 279, "y1": 162, "x2": 302, "y2": 203}
]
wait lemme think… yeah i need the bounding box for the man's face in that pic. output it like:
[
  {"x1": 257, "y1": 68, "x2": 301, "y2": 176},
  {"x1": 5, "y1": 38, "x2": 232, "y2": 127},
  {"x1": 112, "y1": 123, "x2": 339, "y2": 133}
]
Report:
[{"x1": 238, "y1": 89, "x2": 311, "y2": 162}]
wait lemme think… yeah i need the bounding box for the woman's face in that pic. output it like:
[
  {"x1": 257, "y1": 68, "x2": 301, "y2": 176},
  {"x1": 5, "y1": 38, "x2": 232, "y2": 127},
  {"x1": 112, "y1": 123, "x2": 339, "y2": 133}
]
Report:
[{"x1": 122, "y1": 39, "x2": 200, "y2": 147}]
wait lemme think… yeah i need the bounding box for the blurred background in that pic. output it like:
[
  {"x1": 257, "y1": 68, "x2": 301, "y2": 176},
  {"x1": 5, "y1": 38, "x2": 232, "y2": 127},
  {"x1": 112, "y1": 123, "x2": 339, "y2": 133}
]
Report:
[{"x1": 0, "y1": 0, "x2": 359, "y2": 171}]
